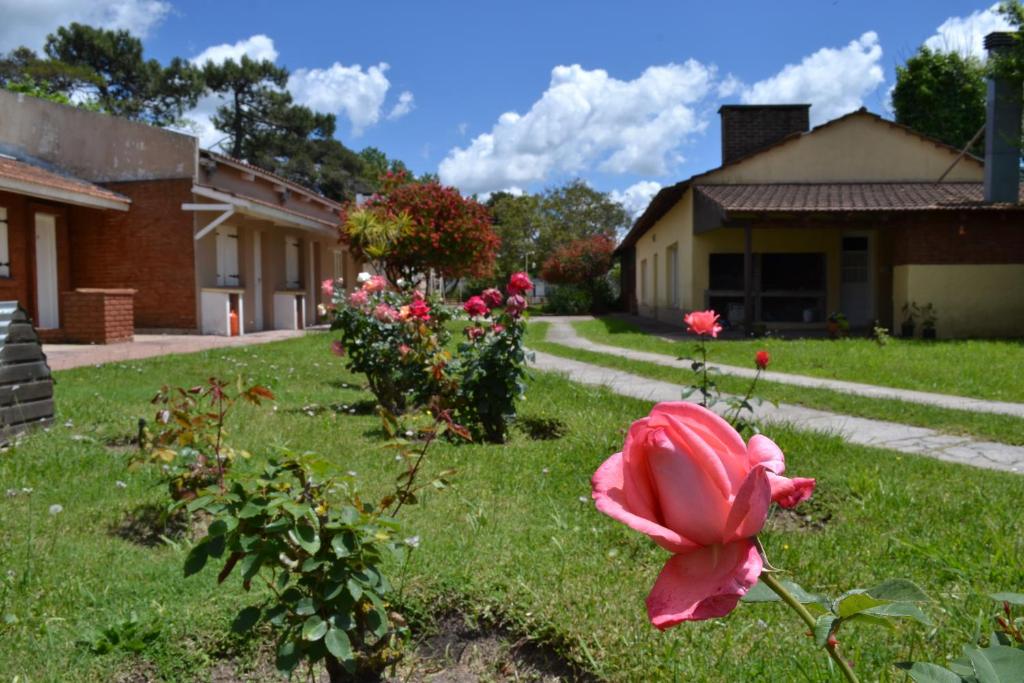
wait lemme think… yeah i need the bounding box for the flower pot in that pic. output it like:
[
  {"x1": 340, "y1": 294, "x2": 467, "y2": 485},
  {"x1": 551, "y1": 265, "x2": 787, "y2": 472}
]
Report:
[
  {"x1": 827, "y1": 321, "x2": 840, "y2": 339},
  {"x1": 901, "y1": 322, "x2": 916, "y2": 338}
]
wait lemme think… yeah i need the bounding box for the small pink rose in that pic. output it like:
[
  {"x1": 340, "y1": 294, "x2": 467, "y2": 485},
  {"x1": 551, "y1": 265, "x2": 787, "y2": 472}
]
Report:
[
  {"x1": 463, "y1": 296, "x2": 490, "y2": 317},
  {"x1": 362, "y1": 275, "x2": 387, "y2": 293},
  {"x1": 481, "y1": 288, "x2": 504, "y2": 308},
  {"x1": 330, "y1": 340, "x2": 346, "y2": 357},
  {"x1": 684, "y1": 310, "x2": 722, "y2": 338},
  {"x1": 349, "y1": 290, "x2": 369, "y2": 307},
  {"x1": 507, "y1": 271, "x2": 533, "y2": 295},
  {"x1": 505, "y1": 294, "x2": 527, "y2": 317},
  {"x1": 321, "y1": 278, "x2": 335, "y2": 298},
  {"x1": 591, "y1": 402, "x2": 814, "y2": 628},
  {"x1": 465, "y1": 326, "x2": 485, "y2": 341},
  {"x1": 373, "y1": 303, "x2": 399, "y2": 322}
]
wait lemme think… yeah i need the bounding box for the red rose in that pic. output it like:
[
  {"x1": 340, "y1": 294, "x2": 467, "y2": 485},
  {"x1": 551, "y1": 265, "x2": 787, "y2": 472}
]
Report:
[
  {"x1": 463, "y1": 295, "x2": 490, "y2": 317},
  {"x1": 507, "y1": 271, "x2": 533, "y2": 295},
  {"x1": 407, "y1": 299, "x2": 431, "y2": 321},
  {"x1": 755, "y1": 350, "x2": 770, "y2": 370},
  {"x1": 481, "y1": 287, "x2": 504, "y2": 308}
]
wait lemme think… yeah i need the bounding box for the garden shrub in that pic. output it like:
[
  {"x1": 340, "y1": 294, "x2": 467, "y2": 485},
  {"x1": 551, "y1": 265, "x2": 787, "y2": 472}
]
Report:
[{"x1": 545, "y1": 284, "x2": 592, "y2": 314}]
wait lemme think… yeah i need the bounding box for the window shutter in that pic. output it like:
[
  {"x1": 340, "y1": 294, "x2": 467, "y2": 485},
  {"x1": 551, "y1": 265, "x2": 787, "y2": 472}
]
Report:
[{"x1": 0, "y1": 207, "x2": 9, "y2": 278}]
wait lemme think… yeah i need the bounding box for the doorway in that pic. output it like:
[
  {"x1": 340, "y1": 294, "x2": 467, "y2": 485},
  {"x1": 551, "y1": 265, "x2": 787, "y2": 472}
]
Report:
[
  {"x1": 840, "y1": 233, "x2": 874, "y2": 327},
  {"x1": 34, "y1": 212, "x2": 59, "y2": 329},
  {"x1": 215, "y1": 225, "x2": 240, "y2": 287}
]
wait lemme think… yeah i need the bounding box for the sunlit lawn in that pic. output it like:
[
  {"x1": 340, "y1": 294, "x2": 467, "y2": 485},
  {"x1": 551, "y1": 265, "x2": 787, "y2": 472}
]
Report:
[
  {"x1": 0, "y1": 331, "x2": 1021, "y2": 681},
  {"x1": 571, "y1": 317, "x2": 1024, "y2": 402}
]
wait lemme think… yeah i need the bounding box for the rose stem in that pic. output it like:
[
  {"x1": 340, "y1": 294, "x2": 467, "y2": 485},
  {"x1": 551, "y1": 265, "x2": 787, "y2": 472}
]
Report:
[{"x1": 758, "y1": 571, "x2": 860, "y2": 683}]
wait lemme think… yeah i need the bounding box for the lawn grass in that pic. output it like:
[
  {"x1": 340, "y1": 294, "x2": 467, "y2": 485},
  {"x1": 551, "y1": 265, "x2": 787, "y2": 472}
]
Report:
[
  {"x1": 571, "y1": 317, "x2": 1024, "y2": 402},
  {"x1": 530, "y1": 323, "x2": 1024, "y2": 446},
  {"x1": 1, "y1": 331, "x2": 1022, "y2": 681}
]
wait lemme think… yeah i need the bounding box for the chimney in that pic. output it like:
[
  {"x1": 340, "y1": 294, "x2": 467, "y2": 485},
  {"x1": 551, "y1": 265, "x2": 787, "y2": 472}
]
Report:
[
  {"x1": 984, "y1": 32, "x2": 1022, "y2": 203},
  {"x1": 719, "y1": 104, "x2": 811, "y2": 164}
]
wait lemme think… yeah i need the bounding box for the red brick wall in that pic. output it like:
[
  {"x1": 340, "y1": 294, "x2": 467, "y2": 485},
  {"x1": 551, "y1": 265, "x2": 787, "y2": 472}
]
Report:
[
  {"x1": 69, "y1": 178, "x2": 196, "y2": 329},
  {"x1": 891, "y1": 213, "x2": 1024, "y2": 265},
  {"x1": 61, "y1": 289, "x2": 135, "y2": 343}
]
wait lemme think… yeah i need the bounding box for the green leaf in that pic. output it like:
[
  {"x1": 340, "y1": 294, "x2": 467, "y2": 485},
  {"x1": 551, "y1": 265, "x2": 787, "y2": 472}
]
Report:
[
  {"x1": 295, "y1": 597, "x2": 316, "y2": 616},
  {"x1": 275, "y1": 639, "x2": 300, "y2": 674},
  {"x1": 837, "y1": 592, "x2": 889, "y2": 618},
  {"x1": 237, "y1": 500, "x2": 265, "y2": 519},
  {"x1": 896, "y1": 662, "x2": 966, "y2": 683},
  {"x1": 863, "y1": 601, "x2": 933, "y2": 626},
  {"x1": 323, "y1": 581, "x2": 346, "y2": 602},
  {"x1": 302, "y1": 615, "x2": 328, "y2": 641},
  {"x1": 324, "y1": 628, "x2": 353, "y2": 665},
  {"x1": 991, "y1": 592, "x2": 1024, "y2": 606},
  {"x1": 741, "y1": 579, "x2": 826, "y2": 607},
  {"x1": 207, "y1": 519, "x2": 229, "y2": 537},
  {"x1": 865, "y1": 579, "x2": 930, "y2": 603},
  {"x1": 231, "y1": 606, "x2": 261, "y2": 633},
  {"x1": 964, "y1": 643, "x2": 1024, "y2": 683},
  {"x1": 330, "y1": 612, "x2": 355, "y2": 631},
  {"x1": 346, "y1": 579, "x2": 363, "y2": 602},
  {"x1": 240, "y1": 554, "x2": 262, "y2": 581},
  {"x1": 206, "y1": 534, "x2": 226, "y2": 559},
  {"x1": 813, "y1": 614, "x2": 837, "y2": 648},
  {"x1": 184, "y1": 541, "x2": 208, "y2": 577},
  {"x1": 288, "y1": 523, "x2": 321, "y2": 555},
  {"x1": 366, "y1": 606, "x2": 389, "y2": 639},
  {"x1": 331, "y1": 534, "x2": 353, "y2": 558}
]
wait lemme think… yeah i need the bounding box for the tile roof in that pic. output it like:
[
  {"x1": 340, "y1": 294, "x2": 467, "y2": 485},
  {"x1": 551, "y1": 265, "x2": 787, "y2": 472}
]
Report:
[
  {"x1": 0, "y1": 154, "x2": 130, "y2": 209},
  {"x1": 193, "y1": 183, "x2": 338, "y2": 229},
  {"x1": 201, "y1": 150, "x2": 343, "y2": 209},
  {"x1": 695, "y1": 182, "x2": 1024, "y2": 213}
]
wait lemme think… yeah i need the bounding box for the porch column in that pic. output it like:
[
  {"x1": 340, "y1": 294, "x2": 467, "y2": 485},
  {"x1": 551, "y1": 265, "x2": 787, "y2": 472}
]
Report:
[{"x1": 743, "y1": 224, "x2": 753, "y2": 333}]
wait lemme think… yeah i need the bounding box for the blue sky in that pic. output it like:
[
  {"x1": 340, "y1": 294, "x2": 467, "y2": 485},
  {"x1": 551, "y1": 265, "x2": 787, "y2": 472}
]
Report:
[{"x1": 0, "y1": 1, "x2": 1011, "y2": 211}]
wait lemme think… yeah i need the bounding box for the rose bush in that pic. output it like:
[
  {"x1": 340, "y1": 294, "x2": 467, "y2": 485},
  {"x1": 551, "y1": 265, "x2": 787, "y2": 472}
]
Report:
[{"x1": 592, "y1": 402, "x2": 814, "y2": 627}]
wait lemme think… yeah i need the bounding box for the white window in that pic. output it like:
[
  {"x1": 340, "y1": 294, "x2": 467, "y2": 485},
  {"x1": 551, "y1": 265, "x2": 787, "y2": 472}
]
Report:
[
  {"x1": 0, "y1": 207, "x2": 8, "y2": 277},
  {"x1": 215, "y1": 225, "x2": 240, "y2": 287},
  {"x1": 332, "y1": 249, "x2": 344, "y2": 280},
  {"x1": 640, "y1": 258, "x2": 648, "y2": 304}
]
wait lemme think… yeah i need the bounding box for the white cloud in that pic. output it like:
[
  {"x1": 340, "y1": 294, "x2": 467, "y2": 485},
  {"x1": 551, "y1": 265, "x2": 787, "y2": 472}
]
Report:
[
  {"x1": 457, "y1": 122, "x2": 469, "y2": 136},
  {"x1": 717, "y1": 74, "x2": 743, "y2": 98},
  {"x1": 439, "y1": 61, "x2": 715, "y2": 195},
  {"x1": 925, "y1": 4, "x2": 1012, "y2": 59},
  {"x1": 387, "y1": 90, "x2": 414, "y2": 120},
  {"x1": 288, "y1": 62, "x2": 393, "y2": 136},
  {"x1": 0, "y1": 0, "x2": 171, "y2": 52},
  {"x1": 741, "y1": 31, "x2": 885, "y2": 124},
  {"x1": 189, "y1": 34, "x2": 278, "y2": 66},
  {"x1": 610, "y1": 180, "x2": 662, "y2": 218}
]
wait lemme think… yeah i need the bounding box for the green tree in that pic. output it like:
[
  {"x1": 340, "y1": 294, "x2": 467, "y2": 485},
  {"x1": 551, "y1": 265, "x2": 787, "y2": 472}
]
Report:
[
  {"x1": 42, "y1": 23, "x2": 203, "y2": 125},
  {"x1": 536, "y1": 179, "x2": 630, "y2": 256},
  {"x1": 201, "y1": 56, "x2": 290, "y2": 159},
  {"x1": 891, "y1": 46, "x2": 986, "y2": 152},
  {"x1": 485, "y1": 192, "x2": 541, "y2": 280},
  {"x1": 357, "y1": 146, "x2": 410, "y2": 190}
]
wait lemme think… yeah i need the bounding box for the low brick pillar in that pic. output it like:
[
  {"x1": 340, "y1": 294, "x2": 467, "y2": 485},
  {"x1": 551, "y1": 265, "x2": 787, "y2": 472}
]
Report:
[{"x1": 60, "y1": 288, "x2": 136, "y2": 344}]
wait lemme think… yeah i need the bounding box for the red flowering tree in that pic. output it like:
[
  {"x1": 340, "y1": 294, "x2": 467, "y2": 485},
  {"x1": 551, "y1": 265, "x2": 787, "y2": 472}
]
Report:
[
  {"x1": 340, "y1": 171, "x2": 499, "y2": 284},
  {"x1": 540, "y1": 234, "x2": 616, "y2": 286}
]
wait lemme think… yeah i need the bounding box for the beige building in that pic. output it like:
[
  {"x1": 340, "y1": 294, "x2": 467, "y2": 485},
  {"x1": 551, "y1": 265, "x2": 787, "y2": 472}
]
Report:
[{"x1": 618, "y1": 104, "x2": 1024, "y2": 338}]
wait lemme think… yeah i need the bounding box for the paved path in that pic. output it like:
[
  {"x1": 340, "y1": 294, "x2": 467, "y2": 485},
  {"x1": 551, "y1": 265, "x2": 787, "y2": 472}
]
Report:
[
  {"x1": 44, "y1": 330, "x2": 310, "y2": 370},
  {"x1": 541, "y1": 318, "x2": 1024, "y2": 419},
  {"x1": 529, "y1": 348, "x2": 1024, "y2": 475}
]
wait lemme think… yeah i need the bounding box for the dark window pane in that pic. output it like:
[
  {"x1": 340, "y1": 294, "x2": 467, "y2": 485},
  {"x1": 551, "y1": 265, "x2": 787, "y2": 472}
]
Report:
[
  {"x1": 761, "y1": 296, "x2": 824, "y2": 322},
  {"x1": 761, "y1": 253, "x2": 825, "y2": 291},
  {"x1": 709, "y1": 253, "x2": 744, "y2": 290},
  {"x1": 842, "y1": 236, "x2": 868, "y2": 251}
]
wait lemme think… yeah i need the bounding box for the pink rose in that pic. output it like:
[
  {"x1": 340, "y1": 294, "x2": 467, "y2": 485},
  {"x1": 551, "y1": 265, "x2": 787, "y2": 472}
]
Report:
[
  {"x1": 349, "y1": 290, "x2": 369, "y2": 307},
  {"x1": 481, "y1": 288, "x2": 504, "y2": 308},
  {"x1": 592, "y1": 402, "x2": 815, "y2": 629},
  {"x1": 321, "y1": 278, "x2": 336, "y2": 298},
  {"x1": 505, "y1": 294, "x2": 527, "y2": 317},
  {"x1": 463, "y1": 296, "x2": 489, "y2": 317},
  {"x1": 362, "y1": 275, "x2": 387, "y2": 293},
  {"x1": 465, "y1": 326, "x2": 485, "y2": 341},
  {"x1": 507, "y1": 271, "x2": 533, "y2": 295},
  {"x1": 492, "y1": 323, "x2": 505, "y2": 335},
  {"x1": 398, "y1": 344, "x2": 412, "y2": 357},
  {"x1": 330, "y1": 340, "x2": 346, "y2": 357},
  {"x1": 402, "y1": 299, "x2": 431, "y2": 321},
  {"x1": 373, "y1": 303, "x2": 399, "y2": 323},
  {"x1": 684, "y1": 310, "x2": 722, "y2": 338}
]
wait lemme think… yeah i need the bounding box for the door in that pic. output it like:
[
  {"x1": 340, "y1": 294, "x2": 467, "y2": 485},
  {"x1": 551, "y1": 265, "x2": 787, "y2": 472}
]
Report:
[
  {"x1": 216, "y1": 225, "x2": 240, "y2": 287},
  {"x1": 667, "y1": 244, "x2": 679, "y2": 308},
  {"x1": 34, "y1": 213, "x2": 59, "y2": 329},
  {"x1": 253, "y1": 231, "x2": 263, "y2": 330},
  {"x1": 840, "y1": 234, "x2": 873, "y2": 327},
  {"x1": 285, "y1": 238, "x2": 301, "y2": 289}
]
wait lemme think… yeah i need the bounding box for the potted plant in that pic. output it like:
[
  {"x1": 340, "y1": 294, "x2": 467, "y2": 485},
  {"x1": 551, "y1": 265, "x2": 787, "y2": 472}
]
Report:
[
  {"x1": 900, "y1": 301, "x2": 919, "y2": 338},
  {"x1": 827, "y1": 312, "x2": 848, "y2": 339},
  {"x1": 919, "y1": 303, "x2": 937, "y2": 340}
]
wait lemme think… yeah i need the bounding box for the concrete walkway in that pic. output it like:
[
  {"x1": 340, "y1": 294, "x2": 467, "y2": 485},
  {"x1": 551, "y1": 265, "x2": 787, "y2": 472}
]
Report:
[
  {"x1": 529, "y1": 348, "x2": 1024, "y2": 475},
  {"x1": 44, "y1": 329, "x2": 310, "y2": 370},
  {"x1": 542, "y1": 317, "x2": 1024, "y2": 419}
]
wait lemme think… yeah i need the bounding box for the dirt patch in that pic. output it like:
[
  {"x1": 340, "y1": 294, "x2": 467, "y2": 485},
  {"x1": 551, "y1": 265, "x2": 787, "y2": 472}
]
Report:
[
  {"x1": 764, "y1": 489, "x2": 836, "y2": 533},
  {"x1": 517, "y1": 416, "x2": 568, "y2": 441},
  {"x1": 113, "y1": 659, "x2": 161, "y2": 683},
  {"x1": 111, "y1": 504, "x2": 210, "y2": 547}
]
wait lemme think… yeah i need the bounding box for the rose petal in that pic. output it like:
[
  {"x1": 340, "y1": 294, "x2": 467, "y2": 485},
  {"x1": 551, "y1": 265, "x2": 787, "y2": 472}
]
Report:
[
  {"x1": 767, "y1": 474, "x2": 816, "y2": 509},
  {"x1": 592, "y1": 452, "x2": 700, "y2": 554},
  {"x1": 651, "y1": 402, "x2": 748, "y2": 489},
  {"x1": 646, "y1": 540, "x2": 762, "y2": 628},
  {"x1": 723, "y1": 466, "x2": 772, "y2": 540},
  {"x1": 747, "y1": 434, "x2": 785, "y2": 475}
]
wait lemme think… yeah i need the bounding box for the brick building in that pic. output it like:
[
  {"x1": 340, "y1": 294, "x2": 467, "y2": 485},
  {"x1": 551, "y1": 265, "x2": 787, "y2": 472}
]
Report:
[{"x1": 0, "y1": 90, "x2": 362, "y2": 341}]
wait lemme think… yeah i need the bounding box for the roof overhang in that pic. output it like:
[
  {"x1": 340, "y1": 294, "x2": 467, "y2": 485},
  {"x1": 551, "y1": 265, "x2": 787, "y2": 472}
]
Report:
[
  {"x1": 189, "y1": 185, "x2": 336, "y2": 237},
  {"x1": 0, "y1": 175, "x2": 130, "y2": 211}
]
